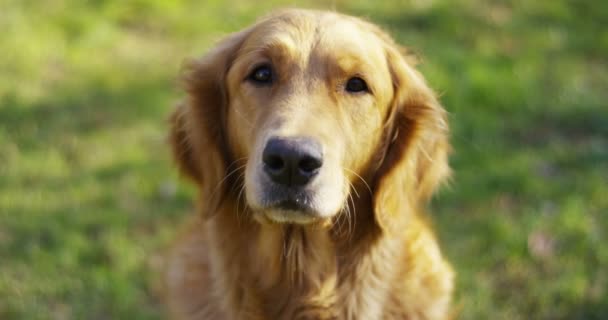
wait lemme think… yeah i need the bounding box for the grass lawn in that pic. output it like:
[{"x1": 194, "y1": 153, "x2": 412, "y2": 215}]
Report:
[{"x1": 1, "y1": 0, "x2": 606, "y2": 319}]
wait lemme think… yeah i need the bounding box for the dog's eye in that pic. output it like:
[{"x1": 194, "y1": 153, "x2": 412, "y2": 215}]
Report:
[
  {"x1": 248, "y1": 65, "x2": 273, "y2": 84},
  {"x1": 345, "y1": 77, "x2": 368, "y2": 93}
]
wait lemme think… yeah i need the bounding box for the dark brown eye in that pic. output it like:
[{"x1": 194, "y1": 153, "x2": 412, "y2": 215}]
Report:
[
  {"x1": 248, "y1": 65, "x2": 273, "y2": 84},
  {"x1": 345, "y1": 77, "x2": 368, "y2": 93}
]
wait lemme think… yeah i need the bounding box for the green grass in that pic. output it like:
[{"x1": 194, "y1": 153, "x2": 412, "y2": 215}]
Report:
[{"x1": 1, "y1": 0, "x2": 606, "y2": 319}]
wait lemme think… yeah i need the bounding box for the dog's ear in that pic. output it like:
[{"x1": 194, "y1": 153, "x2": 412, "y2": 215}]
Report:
[
  {"x1": 169, "y1": 29, "x2": 250, "y2": 215},
  {"x1": 373, "y1": 43, "x2": 450, "y2": 233}
]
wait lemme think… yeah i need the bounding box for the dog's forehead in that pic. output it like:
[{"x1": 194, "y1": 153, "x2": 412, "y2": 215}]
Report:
[{"x1": 242, "y1": 11, "x2": 386, "y2": 65}]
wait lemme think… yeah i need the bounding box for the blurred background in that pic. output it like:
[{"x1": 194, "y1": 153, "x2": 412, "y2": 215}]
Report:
[{"x1": 0, "y1": 0, "x2": 606, "y2": 319}]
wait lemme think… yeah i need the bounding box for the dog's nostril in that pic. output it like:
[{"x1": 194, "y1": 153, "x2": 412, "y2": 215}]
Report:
[
  {"x1": 264, "y1": 154, "x2": 284, "y2": 171},
  {"x1": 298, "y1": 156, "x2": 322, "y2": 173}
]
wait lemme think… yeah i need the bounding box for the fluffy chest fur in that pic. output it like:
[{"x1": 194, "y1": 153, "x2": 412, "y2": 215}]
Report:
[{"x1": 166, "y1": 206, "x2": 453, "y2": 320}]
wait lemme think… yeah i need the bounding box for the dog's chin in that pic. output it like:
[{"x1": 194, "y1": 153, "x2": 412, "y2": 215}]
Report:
[
  {"x1": 261, "y1": 208, "x2": 321, "y2": 225},
  {"x1": 251, "y1": 199, "x2": 328, "y2": 225}
]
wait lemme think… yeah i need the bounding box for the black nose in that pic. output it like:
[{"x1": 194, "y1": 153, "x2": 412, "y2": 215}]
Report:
[{"x1": 262, "y1": 137, "x2": 323, "y2": 186}]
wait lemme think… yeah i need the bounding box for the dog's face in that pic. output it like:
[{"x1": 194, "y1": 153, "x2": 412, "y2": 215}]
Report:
[
  {"x1": 171, "y1": 10, "x2": 449, "y2": 230},
  {"x1": 225, "y1": 15, "x2": 395, "y2": 224}
]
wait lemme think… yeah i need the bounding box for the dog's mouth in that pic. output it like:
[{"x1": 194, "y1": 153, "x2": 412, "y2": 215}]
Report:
[
  {"x1": 244, "y1": 169, "x2": 349, "y2": 225},
  {"x1": 254, "y1": 185, "x2": 321, "y2": 224},
  {"x1": 273, "y1": 198, "x2": 311, "y2": 212}
]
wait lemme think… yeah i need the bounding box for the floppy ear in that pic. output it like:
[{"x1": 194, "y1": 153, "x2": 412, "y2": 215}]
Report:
[
  {"x1": 168, "y1": 30, "x2": 250, "y2": 215},
  {"x1": 373, "y1": 44, "x2": 450, "y2": 233}
]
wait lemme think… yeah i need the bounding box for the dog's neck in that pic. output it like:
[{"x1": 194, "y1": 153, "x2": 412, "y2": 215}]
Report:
[{"x1": 205, "y1": 188, "x2": 401, "y2": 319}]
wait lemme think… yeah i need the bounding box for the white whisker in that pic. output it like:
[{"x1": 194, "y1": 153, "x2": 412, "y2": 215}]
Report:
[
  {"x1": 208, "y1": 163, "x2": 247, "y2": 203},
  {"x1": 236, "y1": 181, "x2": 247, "y2": 225},
  {"x1": 343, "y1": 167, "x2": 372, "y2": 196}
]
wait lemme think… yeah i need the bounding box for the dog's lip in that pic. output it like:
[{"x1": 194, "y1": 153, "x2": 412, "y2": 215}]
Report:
[
  {"x1": 274, "y1": 199, "x2": 309, "y2": 211},
  {"x1": 261, "y1": 198, "x2": 317, "y2": 216},
  {"x1": 256, "y1": 184, "x2": 315, "y2": 210},
  {"x1": 253, "y1": 194, "x2": 321, "y2": 224}
]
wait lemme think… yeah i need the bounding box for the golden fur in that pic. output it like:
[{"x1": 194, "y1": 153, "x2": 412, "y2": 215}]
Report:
[{"x1": 165, "y1": 9, "x2": 454, "y2": 320}]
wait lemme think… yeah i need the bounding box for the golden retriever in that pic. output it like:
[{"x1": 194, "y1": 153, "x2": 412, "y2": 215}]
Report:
[{"x1": 166, "y1": 8, "x2": 454, "y2": 320}]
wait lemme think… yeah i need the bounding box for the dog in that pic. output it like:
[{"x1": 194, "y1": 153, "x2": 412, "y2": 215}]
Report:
[{"x1": 165, "y1": 8, "x2": 454, "y2": 320}]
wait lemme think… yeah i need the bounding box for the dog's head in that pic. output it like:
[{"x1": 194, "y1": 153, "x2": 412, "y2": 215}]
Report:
[{"x1": 170, "y1": 9, "x2": 449, "y2": 231}]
